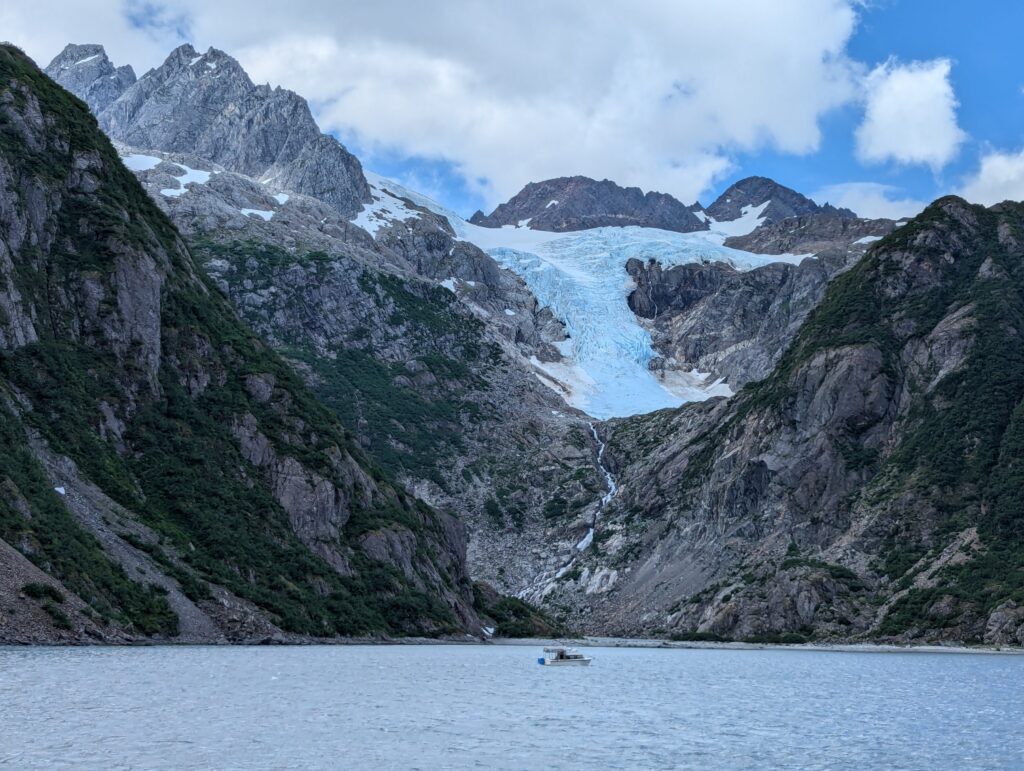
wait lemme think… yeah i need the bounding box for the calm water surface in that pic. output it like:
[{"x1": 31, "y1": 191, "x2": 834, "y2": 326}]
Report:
[{"x1": 1, "y1": 644, "x2": 1022, "y2": 769}]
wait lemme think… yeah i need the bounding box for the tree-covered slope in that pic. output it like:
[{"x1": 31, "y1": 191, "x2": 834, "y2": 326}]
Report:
[{"x1": 0, "y1": 44, "x2": 480, "y2": 641}]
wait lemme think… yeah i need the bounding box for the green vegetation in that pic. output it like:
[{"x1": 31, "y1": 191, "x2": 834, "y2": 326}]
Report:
[
  {"x1": 21, "y1": 583, "x2": 65, "y2": 603},
  {"x1": 190, "y1": 238, "x2": 492, "y2": 489},
  {"x1": 472, "y1": 582, "x2": 565, "y2": 637},
  {"x1": 780, "y1": 557, "x2": 864, "y2": 589},
  {"x1": 542, "y1": 496, "x2": 569, "y2": 520},
  {"x1": 0, "y1": 401, "x2": 178, "y2": 635},
  {"x1": 0, "y1": 44, "x2": 462, "y2": 639},
  {"x1": 750, "y1": 198, "x2": 1024, "y2": 634},
  {"x1": 43, "y1": 602, "x2": 72, "y2": 630},
  {"x1": 669, "y1": 630, "x2": 729, "y2": 642}
]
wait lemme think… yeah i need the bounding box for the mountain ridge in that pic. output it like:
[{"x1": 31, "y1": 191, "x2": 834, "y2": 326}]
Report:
[
  {"x1": 23, "y1": 38, "x2": 1024, "y2": 648},
  {"x1": 45, "y1": 42, "x2": 370, "y2": 218},
  {"x1": 0, "y1": 42, "x2": 484, "y2": 643}
]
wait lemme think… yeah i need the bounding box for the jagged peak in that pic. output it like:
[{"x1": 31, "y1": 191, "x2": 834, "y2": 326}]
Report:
[
  {"x1": 46, "y1": 43, "x2": 110, "y2": 70},
  {"x1": 707, "y1": 175, "x2": 856, "y2": 223}
]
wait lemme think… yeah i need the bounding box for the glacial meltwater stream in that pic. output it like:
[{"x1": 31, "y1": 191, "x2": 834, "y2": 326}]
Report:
[{"x1": 574, "y1": 422, "x2": 619, "y2": 553}]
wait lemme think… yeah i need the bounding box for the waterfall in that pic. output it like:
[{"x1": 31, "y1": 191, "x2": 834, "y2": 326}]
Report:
[{"x1": 574, "y1": 422, "x2": 618, "y2": 551}]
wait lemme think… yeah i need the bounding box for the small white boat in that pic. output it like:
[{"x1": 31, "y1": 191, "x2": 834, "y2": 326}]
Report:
[{"x1": 537, "y1": 646, "x2": 593, "y2": 666}]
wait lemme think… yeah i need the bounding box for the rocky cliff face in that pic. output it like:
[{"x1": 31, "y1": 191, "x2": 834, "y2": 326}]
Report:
[
  {"x1": 724, "y1": 212, "x2": 893, "y2": 255},
  {"x1": 114, "y1": 143, "x2": 606, "y2": 607},
  {"x1": 46, "y1": 43, "x2": 369, "y2": 217},
  {"x1": 540, "y1": 197, "x2": 1024, "y2": 646},
  {"x1": 0, "y1": 44, "x2": 480, "y2": 643},
  {"x1": 624, "y1": 225, "x2": 892, "y2": 390},
  {"x1": 470, "y1": 176, "x2": 707, "y2": 233},
  {"x1": 43, "y1": 43, "x2": 136, "y2": 113},
  {"x1": 45, "y1": 41, "x2": 611, "y2": 618},
  {"x1": 706, "y1": 176, "x2": 854, "y2": 224}
]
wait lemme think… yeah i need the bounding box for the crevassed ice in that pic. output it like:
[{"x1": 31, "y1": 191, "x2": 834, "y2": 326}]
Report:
[
  {"x1": 476, "y1": 224, "x2": 800, "y2": 419},
  {"x1": 355, "y1": 173, "x2": 808, "y2": 419}
]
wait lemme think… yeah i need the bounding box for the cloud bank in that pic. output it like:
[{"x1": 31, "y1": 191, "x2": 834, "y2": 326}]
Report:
[
  {"x1": 959, "y1": 149, "x2": 1024, "y2": 206},
  {"x1": 2, "y1": 0, "x2": 985, "y2": 210},
  {"x1": 3, "y1": 0, "x2": 865, "y2": 205}
]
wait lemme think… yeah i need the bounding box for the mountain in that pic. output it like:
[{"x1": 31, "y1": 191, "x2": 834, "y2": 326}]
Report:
[
  {"x1": 45, "y1": 43, "x2": 369, "y2": 217},
  {"x1": 705, "y1": 176, "x2": 855, "y2": 224},
  {"x1": 48, "y1": 45, "x2": 609, "y2": 609},
  {"x1": 626, "y1": 216, "x2": 896, "y2": 389},
  {"x1": 38, "y1": 39, "x2": 1023, "y2": 648},
  {"x1": 541, "y1": 197, "x2": 1024, "y2": 646},
  {"x1": 42, "y1": 43, "x2": 136, "y2": 113},
  {"x1": 469, "y1": 176, "x2": 707, "y2": 233},
  {"x1": 0, "y1": 43, "x2": 484, "y2": 643}
]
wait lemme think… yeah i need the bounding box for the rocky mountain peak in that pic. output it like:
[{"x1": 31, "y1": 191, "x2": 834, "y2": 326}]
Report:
[
  {"x1": 46, "y1": 41, "x2": 370, "y2": 218},
  {"x1": 43, "y1": 43, "x2": 136, "y2": 114},
  {"x1": 706, "y1": 175, "x2": 855, "y2": 223},
  {"x1": 470, "y1": 175, "x2": 708, "y2": 233}
]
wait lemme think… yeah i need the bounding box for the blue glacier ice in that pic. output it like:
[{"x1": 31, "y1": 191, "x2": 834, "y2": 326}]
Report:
[{"x1": 359, "y1": 174, "x2": 809, "y2": 419}]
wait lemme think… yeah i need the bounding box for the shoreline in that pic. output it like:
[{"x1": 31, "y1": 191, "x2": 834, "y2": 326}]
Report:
[
  {"x1": 2, "y1": 634, "x2": 1022, "y2": 655},
  {"x1": 491, "y1": 636, "x2": 1024, "y2": 656}
]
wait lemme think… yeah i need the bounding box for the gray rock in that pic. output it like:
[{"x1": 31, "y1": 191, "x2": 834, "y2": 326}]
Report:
[
  {"x1": 705, "y1": 176, "x2": 855, "y2": 223},
  {"x1": 43, "y1": 44, "x2": 136, "y2": 113},
  {"x1": 470, "y1": 176, "x2": 707, "y2": 233},
  {"x1": 48, "y1": 43, "x2": 370, "y2": 217}
]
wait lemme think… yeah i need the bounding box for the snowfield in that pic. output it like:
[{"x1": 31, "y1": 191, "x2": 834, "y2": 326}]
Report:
[{"x1": 355, "y1": 173, "x2": 809, "y2": 419}]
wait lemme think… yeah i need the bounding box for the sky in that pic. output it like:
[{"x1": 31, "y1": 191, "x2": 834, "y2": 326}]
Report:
[{"x1": 3, "y1": 0, "x2": 1024, "y2": 219}]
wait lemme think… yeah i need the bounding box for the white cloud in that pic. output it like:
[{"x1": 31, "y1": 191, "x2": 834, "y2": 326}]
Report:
[
  {"x1": 958, "y1": 149, "x2": 1024, "y2": 205},
  {"x1": 3, "y1": 0, "x2": 863, "y2": 206},
  {"x1": 855, "y1": 58, "x2": 965, "y2": 170},
  {"x1": 813, "y1": 182, "x2": 927, "y2": 219}
]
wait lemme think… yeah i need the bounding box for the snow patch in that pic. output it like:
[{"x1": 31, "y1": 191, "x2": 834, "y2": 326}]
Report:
[
  {"x1": 704, "y1": 200, "x2": 771, "y2": 241},
  {"x1": 241, "y1": 208, "x2": 274, "y2": 221},
  {"x1": 273, "y1": 193, "x2": 290, "y2": 205},
  {"x1": 352, "y1": 174, "x2": 424, "y2": 236},
  {"x1": 53, "y1": 486, "x2": 66, "y2": 496},
  {"x1": 546, "y1": 199, "x2": 559, "y2": 208},
  {"x1": 575, "y1": 529, "x2": 594, "y2": 552},
  {"x1": 121, "y1": 154, "x2": 162, "y2": 172},
  {"x1": 440, "y1": 278, "x2": 457, "y2": 292},
  {"x1": 854, "y1": 235, "x2": 883, "y2": 245},
  {"x1": 160, "y1": 163, "x2": 214, "y2": 198},
  {"x1": 189, "y1": 56, "x2": 203, "y2": 66},
  {"x1": 73, "y1": 54, "x2": 100, "y2": 66},
  {"x1": 504, "y1": 309, "x2": 516, "y2": 316}
]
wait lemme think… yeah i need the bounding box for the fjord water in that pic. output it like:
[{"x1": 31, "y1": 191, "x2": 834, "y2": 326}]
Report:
[{"x1": 3, "y1": 645, "x2": 1021, "y2": 770}]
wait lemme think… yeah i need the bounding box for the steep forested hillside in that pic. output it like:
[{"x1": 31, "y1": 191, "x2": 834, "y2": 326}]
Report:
[{"x1": 0, "y1": 44, "x2": 480, "y2": 642}]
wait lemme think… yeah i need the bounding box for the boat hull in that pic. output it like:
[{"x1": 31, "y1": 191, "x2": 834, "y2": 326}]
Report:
[{"x1": 538, "y1": 658, "x2": 592, "y2": 666}]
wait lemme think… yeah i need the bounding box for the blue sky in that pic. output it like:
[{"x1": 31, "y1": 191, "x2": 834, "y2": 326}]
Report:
[
  {"x1": 345, "y1": 1, "x2": 1024, "y2": 217},
  {"x1": 8, "y1": 0, "x2": 1024, "y2": 220}
]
